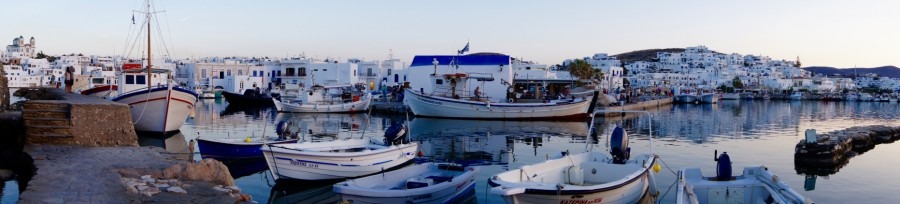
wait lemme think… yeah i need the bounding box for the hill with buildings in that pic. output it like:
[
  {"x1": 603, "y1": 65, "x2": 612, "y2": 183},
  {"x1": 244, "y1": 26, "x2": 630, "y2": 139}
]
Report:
[
  {"x1": 612, "y1": 48, "x2": 684, "y2": 64},
  {"x1": 802, "y1": 66, "x2": 900, "y2": 78}
]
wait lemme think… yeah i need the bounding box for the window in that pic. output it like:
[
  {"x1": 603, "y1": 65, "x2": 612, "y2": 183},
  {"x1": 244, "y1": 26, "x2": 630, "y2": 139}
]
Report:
[
  {"x1": 201, "y1": 71, "x2": 207, "y2": 79},
  {"x1": 353, "y1": 70, "x2": 356, "y2": 76},
  {"x1": 92, "y1": 78, "x2": 104, "y2": 84},
  {"x1": 323, "y1": 69, "x2": 327, "y2": 71},
  {"x1": 252, "y1": 71, "x2": 257, "y2": 77},
  {"x1": 299, "y1": 67, "x2": 306, "y2": 76},
  {"x1": 286, "y1": 68, "x2": 295, "y2": 76},
  {"x1": 136, "y1": 75, "x2": 146, "y2": 84},
  {"x1": 126, "y1": 75, "x2": 134, "y2": 84},
  {"x1": 435, "y1": 79, "x2": 443, "y2": 85},
  {"x1": 238, "y1": 69, "x2": 243, "y2": 76},
  {"x1": 226, "y1": 70, "x2": 232, "y2": 76}
]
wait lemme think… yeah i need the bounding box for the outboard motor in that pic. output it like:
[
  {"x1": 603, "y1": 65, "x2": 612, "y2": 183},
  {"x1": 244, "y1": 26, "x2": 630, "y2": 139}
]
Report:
[
  {"x1": 276, "y1": 121, "x2": 293, "y2": 139},
  {"x1": 715, "y1": 151, "x2": 732, "y2": 181},
  {"x1": 383, "y1": 122, "x2": 407, "y2": 146},
  {"x1": 609, "y1": 126, "x2": 631, "y2": 164}
]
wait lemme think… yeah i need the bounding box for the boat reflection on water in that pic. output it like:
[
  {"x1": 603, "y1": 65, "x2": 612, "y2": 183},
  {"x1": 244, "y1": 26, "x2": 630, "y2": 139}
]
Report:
[
  {"x1": 268, "y1": 180, "x2": 341, "y2": 204},
  {"x1": 410, "y1": 118, "x2": 590, "y2": 165},
  {"x1": 220, "y1": 103, "x2": 271, "y2": 118},
  {"x1": 137, "y1": 131, "x2": 194, "y2": 161},
  {"x1": 220, "y1": 157, "x2": 269, "y2": 179}
]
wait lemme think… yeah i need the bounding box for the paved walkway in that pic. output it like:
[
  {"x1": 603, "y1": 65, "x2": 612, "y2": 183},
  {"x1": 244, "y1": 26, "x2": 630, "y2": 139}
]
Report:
[{"x1": 19, "y1": 145, "x2": 238, "y2": 204}]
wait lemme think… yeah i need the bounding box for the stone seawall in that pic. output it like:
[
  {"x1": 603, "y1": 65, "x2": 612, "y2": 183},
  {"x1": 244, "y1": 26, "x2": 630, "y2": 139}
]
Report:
[
  {"x1": 795, "y1": 125, "x2": 900, "y2": 167},
  {"x1": 23, "y1": 89, "x2": 137, "y2": 147},
  {"x1": 595, "y1": 97, "x2": 674, "y2": 117}
]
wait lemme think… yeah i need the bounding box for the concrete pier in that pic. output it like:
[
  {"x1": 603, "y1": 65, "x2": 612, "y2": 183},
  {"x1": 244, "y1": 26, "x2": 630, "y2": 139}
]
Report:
[
  {"x1": 21, "y1": 88, "x2": 137, "y2": 147},
  {"x1": 594, "y1": 97, "x2": 674, "y2": 117},
  {"x1": 794, "y1": 125, "x2": 900, "y2": 167}
]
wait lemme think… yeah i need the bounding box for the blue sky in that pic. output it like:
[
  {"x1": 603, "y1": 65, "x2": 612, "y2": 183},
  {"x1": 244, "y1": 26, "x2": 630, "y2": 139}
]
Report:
[{"x1": 2, "y1": 0, "x2": 898, "y2": 68}]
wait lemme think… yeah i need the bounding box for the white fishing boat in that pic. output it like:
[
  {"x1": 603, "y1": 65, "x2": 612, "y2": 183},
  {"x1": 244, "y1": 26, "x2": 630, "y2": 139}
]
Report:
[
  {"x1": 489, "y1": 124, "x2": 658, "y2": 204},
  {"x1": 789, "y1": 92, "x2": 803, "y2": 100},
  {"x1": 677, "y1": 152, "x2": 812, "y2": 204},
  {"x1": 110, "y1": 2, "x2": 197, "y2": 133},
  {"x1": 676, "y1": 93, "x2": 698, "y2": 104},
  {"x1": 699, "y1": 93, "x2": 718, "y2": 104},
  {"x1": 333, "y1": 163, "x2": 478, "y2": 204},
  {"x1": 859, "y1": 93, "x2": 874, "y2": 101},
  {"x1": 404, "y1": 72, "x2": 597, "y2": 120},
  {"x1": 262, "y1": 138, "x2": 419, "y2": 180},
  {"x1": 273, "y1": 84, "x2": 371, "y2": 113}
]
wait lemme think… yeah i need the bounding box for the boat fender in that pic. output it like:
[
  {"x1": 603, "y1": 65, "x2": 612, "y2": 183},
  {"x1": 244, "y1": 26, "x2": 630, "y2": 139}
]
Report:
[
  {"x1": 508, "y1": 98, "x2": 514, "y2": 103},
  {"x1": 715, "y1": 151, "x2": 732, "y2": 180},
  {"x1": 515, "y1": 93, "x2": 522, "y2": 99},
  {"x1": 567, "y1": 166, "x2": 584, "y2": 185},
  {"x1": 486, "y1": 101, "x2": 490, "y2": 108}
]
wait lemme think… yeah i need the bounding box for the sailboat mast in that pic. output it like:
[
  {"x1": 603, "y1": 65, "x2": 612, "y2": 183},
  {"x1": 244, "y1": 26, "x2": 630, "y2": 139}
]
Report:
[{"x1": 146, "y1": 1, "x2": 152, "y2": 90}]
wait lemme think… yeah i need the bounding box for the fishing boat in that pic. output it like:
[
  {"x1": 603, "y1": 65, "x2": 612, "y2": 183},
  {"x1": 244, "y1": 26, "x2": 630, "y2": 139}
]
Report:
[
  {"x1": 489, "y1": 125, "x2": 658, "y2": 204},
  {"x1": 262, "y1": 137, "x2": 419, "y2": 180},
  {"x1": 197, "y1": 137, "x2": 298, "y2": 160},
  {"x1": 789, "y1": 92, "x2": 803, "y2": 100},
  {"x1": 699, "y1": 93, "x2": 718, "y2": 104},
  {"x1": 676, "y1": 93, "x2": 698, "y2": 104},
  {"x1": 677, "y1": 152, "x2": 812, "y2": 204},
  {"x1": 333, "y1": 163, "x2": 478, "y2": 204},
  {"x1": 222, "y1": 89, "x2": 275, "y2": 106},
  {"x1": 109, "y1": 1, "x2": 197, "y2": 133},
  {"x1": 273, "y1": 84, "x2": 372, "y2": 113},
  {"x1": 404, "y1": 72, "x2": 597, "y2": 120}
]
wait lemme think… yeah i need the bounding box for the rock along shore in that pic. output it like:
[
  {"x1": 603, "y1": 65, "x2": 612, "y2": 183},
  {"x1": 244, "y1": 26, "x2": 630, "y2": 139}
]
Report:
[{"x1": 18, "y1": 145, "x2": 250, "y2": 204}]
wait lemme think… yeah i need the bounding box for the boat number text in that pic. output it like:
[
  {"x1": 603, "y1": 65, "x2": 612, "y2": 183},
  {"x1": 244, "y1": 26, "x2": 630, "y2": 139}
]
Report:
[
  {"x1": 560, "y1": 198, "x2": 603, "y2": 204},
  {"x1": 289, "y1": 160, "x2": 319, "y2": 168}
]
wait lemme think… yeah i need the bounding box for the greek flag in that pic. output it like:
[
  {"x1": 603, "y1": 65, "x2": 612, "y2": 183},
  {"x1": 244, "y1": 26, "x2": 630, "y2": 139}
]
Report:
[
  {"x1": 132, "y1": 14, "x2": 135, "y2": 24},
  {"x1": 457, "y1": 42, "x2": 469, "y2": 55}
]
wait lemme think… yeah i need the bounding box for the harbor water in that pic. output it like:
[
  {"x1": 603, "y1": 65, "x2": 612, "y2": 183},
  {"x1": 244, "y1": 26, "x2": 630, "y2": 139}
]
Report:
[{"x1": 158, "y1": 99, "x2": 900, "y2": 203}]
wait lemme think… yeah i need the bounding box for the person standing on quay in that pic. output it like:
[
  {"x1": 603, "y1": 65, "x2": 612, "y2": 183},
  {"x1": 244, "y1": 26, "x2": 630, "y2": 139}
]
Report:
[{"x1": 64, "y1": 66, "x2": 74, "y2": 93}]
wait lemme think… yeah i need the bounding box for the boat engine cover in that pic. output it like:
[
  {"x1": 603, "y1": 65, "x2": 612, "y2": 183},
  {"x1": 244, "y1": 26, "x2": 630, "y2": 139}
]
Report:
[
  {"x1": 610, "y1": 126, "x2": 630, "y2": 164},
  {"x1": 716, "y1": 152, "x2": 732, "y2": 180}
]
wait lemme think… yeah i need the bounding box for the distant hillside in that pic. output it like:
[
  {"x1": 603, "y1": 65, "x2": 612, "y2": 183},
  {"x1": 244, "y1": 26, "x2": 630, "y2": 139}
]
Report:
[
  {"x1": 802, "y1": 66, "x2": 900, "y2": 78},
  {"x1": 612, "y1": 48, "x2": 684, "y2": 64}
]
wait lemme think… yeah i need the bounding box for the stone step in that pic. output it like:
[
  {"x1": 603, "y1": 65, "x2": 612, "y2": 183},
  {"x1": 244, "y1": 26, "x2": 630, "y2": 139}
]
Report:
[
  {"x1": 25, "y1": 118, "x2": 72, "y2": 126},
  {"x1": 23, "y1": 103, "x2": 70, "y2": 111},
  {"x1": 22, "y1": 110, "x2": 70, "y2": 120},
  {"x1": 26, "y1": 126, "x2": 73, "y2": 136},
  {"x1": 28, "y1": 133, "x2": 74, "y2": 138}
]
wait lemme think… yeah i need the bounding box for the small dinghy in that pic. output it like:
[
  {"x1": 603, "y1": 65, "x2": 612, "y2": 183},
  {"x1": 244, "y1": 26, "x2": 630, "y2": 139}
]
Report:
[
  {"x1": 489, "y1": 126, "x2": 658, "y2": 204},
  {"x1": 262, "y1": 137, "x2": 419, "y2": 180},
  {"x1": 333, "y1": 163, "x2": 478, "y2": 204},
  {"x1": 677, "y1": 151, "x2": 813, "y2": 204}
]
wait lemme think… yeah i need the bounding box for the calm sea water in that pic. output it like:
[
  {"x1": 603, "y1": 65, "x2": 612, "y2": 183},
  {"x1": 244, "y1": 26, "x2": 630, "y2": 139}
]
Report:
[{"x1": 154, "y1": 99, "x2": 899, "y2": 203}]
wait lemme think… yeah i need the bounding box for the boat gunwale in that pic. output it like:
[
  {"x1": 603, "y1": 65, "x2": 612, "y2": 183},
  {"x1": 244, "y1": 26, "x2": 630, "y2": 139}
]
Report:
[{"x1": 488, "y1": 153, "x2": 656, "y2": 195}]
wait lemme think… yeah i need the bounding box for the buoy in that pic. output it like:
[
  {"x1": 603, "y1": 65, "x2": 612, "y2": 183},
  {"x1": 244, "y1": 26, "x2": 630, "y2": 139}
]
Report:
[
  {"x1": 417, "y1": 151, "x2": 424, "y2": 157},
  {"x1": 244, "y1": 137, "x2": 252, "y2": 143},
  {"x1": 653, "y1": 163, "x2": 661, "y2": 173}
]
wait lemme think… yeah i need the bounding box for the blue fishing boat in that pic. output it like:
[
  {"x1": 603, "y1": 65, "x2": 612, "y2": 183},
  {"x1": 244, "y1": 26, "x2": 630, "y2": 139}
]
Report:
[{"x1": 197, "y1": 137, "x2": 298, "y2": 159}]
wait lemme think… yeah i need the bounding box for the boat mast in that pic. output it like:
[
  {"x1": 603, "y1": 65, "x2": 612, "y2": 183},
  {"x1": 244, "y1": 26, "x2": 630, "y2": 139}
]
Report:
[{"x1": 146, "y1": 1, "x2": 152, "y2": 90}]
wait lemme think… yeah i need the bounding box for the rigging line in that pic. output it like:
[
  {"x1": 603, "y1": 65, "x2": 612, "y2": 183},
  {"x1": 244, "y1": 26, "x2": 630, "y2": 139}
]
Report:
[
  {"x1": 152, "y1": 11, "x2": 172, "y2": 59},
  {"x1": 160, "y1": 1, "x2": 176, "y2": 59},
  {"x1": 124, "y1": 18, "x2": 147, "y2": 60}
]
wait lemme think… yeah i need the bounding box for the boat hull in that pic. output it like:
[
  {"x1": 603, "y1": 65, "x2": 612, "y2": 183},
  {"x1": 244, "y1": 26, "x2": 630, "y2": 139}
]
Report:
[
  {"x1": 81, "y1": 85, "x2": 118, "y2": 98},
  {"x1": 262, "y1": 140, "x2": 419, "y2": 180},
  {"x1": 489, "y1": 153, "x2": 656, "y2": 204},
  {"x1": 273, "y1": 96, "x2": 371, "y2": 113},
  {"x1": 676, "y1": 95, "x2": 698, "y2": 104},
  {"x1": 222, "y1": 91, "x2": 274, "y2": 106},
  {"x1": 197, "y1": 138, "x2": 298, "y2": 159},
  {"x1": 699, "y1": 94, "x2": 718, "y2": 104},
  {"x1": 404, "y1": 89, "x2": 597, "y2": 120},
  {"x1": 112, "y1": 85, "x2": 197, "y2": 132},
  {"x1": 334, "y1": 163, "x2": 479, "y2": 204},
  {"x1": 677, "y1": 166, "x2": 810, "y2": 204}
]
